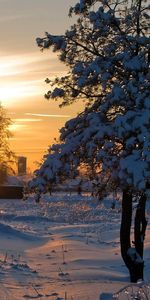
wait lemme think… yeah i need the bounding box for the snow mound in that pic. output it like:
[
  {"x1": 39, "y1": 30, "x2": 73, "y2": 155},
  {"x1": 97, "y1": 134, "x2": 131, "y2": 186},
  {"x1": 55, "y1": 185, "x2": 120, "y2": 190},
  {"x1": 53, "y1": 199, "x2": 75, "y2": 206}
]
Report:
[
  {"x1": 13, "y1": 215, "x2": 50, "y2": 222},
  {"x1": 0, "y1": 222, "x2": 40, "y2": 241}
]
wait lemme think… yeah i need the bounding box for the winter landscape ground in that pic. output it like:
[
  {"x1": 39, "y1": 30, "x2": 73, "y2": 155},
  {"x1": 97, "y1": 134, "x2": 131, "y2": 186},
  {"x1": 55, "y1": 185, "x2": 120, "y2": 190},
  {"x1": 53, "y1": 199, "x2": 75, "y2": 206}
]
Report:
[{"x1": 0, "y1": 193, "x2": 150, "y2": 300}]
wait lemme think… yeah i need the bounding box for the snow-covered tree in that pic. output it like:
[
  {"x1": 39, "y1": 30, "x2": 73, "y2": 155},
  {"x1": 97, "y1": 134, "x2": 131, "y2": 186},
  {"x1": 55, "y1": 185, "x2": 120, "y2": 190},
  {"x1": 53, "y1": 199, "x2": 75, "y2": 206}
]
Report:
[
  {"x1": 30, "y1": 0, "x2": 150, "y2": 282},
  {"x1": 0, "y1": 105, "x2": 15, "y2": 183}
]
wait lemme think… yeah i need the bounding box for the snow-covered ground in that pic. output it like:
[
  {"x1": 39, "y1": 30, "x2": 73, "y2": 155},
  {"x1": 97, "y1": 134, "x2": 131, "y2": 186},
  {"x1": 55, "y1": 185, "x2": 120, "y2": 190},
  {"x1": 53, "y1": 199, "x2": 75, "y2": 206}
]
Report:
[{"x1": 0, "y1": 193, "x2": 150, "y2": 299}]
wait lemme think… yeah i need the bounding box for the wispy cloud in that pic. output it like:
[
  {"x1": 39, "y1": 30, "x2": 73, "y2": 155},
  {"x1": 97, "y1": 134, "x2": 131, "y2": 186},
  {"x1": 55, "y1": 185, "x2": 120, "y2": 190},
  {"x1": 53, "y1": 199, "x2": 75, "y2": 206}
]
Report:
[
  {"x1": 0, "y1": 50, "x2": 67, "y2": 106},
  {"x1": 25, "y1": 113, "x2": 71, "y2": 118},
  {"x1": 13, "y1": 118, "x2": 43, "y2": 122},
  {"x1": 0, "y1": 51, "x2": 57, "y2": 77},
  {"x1": 0, "y1": 79, "x2": 45, "y2": 105},
  {"x1": 9, "y1": 114, "x2": 71, "y2": 134},
  {"x1": 9, "y1": 117, "x2": 43, "y2": 132},
  {"x1": 9, "y1": 123, "x2": 27, "y2": 132}
]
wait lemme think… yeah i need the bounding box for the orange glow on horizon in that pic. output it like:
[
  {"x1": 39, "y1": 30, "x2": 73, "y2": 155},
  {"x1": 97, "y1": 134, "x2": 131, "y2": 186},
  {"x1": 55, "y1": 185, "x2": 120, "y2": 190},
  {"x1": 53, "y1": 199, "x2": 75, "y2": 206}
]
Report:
[
  {"x1": 0, "y1": 51, "x2": 80, "y2": 172},
  {"x1": 0, "y1": 0, "x2": 82, "y2": 173}
]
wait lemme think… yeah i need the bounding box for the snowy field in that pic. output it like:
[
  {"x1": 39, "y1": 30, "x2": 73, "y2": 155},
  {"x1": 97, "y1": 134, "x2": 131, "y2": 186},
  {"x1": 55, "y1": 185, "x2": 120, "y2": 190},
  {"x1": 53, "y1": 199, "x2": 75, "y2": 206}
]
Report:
[{"x1": 0, "y1": 193, "x2": 150, "y2": 300}]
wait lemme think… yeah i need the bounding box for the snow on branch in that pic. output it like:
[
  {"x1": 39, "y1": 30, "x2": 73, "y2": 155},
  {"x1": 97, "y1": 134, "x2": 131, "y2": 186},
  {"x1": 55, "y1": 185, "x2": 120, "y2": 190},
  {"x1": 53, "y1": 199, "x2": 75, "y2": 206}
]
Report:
[{"x1": 31, "y1": 0, "x2": 150, "y2": 197}]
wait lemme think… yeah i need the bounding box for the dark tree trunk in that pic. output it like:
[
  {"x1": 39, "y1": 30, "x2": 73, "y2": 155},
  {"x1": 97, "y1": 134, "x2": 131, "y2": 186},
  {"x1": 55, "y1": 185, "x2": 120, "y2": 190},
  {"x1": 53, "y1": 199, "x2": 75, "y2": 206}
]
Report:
[
  {"x1": 120, "y1": 190, "x2": 133, "y2": 281},
  {"x1": 134, "y1": 193, "x2": 147, "y2": 281},
  {"x1": 120, "y1": 190, "x2": 147, "y2": 282}
]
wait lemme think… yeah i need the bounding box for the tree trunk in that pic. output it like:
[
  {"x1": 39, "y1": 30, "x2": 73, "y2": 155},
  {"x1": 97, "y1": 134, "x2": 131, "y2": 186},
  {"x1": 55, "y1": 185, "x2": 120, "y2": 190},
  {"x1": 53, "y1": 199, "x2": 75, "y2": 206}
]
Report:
[
  {"x1": 134, "y1": 193, "x2": 147, "y2": 281},
  {"x1": 120, "y1": 190, "x2": 133, "y2": 281},
  {"x1": 120, "y1": 190, "x2": 147, "y2": 282}
]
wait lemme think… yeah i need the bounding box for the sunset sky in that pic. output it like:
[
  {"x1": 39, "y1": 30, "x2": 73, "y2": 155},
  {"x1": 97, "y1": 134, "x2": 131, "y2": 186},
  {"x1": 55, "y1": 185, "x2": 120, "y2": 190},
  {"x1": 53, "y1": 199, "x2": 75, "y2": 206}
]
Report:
[{"x1": 0, "y1": 0, "x2": 81, "y2": 171}]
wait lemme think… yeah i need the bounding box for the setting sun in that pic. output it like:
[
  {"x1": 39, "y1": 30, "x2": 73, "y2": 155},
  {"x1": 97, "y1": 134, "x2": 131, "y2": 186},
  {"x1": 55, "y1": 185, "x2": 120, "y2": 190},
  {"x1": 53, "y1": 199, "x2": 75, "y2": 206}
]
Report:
[
  {"x1": 0, "y1": 80, "x2": 45, "y2": 105},
  {"x1": 0, "y1": 85, "x2": 24, "y2": 102}
]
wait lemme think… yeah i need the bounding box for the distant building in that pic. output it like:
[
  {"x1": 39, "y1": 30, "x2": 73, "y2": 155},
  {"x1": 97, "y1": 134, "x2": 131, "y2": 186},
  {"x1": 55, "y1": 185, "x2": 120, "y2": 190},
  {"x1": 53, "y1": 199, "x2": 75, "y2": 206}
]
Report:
[{"x1": 18, "y1": 156, "x2": 27, "y2": 175}]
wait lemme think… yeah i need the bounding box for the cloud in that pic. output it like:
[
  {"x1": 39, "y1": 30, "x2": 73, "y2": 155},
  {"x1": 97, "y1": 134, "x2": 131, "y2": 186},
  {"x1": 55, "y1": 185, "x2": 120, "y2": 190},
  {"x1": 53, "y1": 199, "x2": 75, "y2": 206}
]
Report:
[
  {"x1": 0, "y1": 79, "x2": 45, "y2": 106},
  {"x1": 0, "y1": 51, "x2": 58, "y2": 77},
  {"x1": 25, "y1": 113, "x2": 70, "y2": 118},
  {"x1": 9, "y1": 123, "x2": 27, "y2": 132},
  {"x1": 9, "y1": 117, "x2": 43, "y2": 132},
  {"x1": 0, "y1": 50, "x2": 67, "y2": 106},
  {"x1": 13, "y1": 118, "x2": 43, "y2": 122}
]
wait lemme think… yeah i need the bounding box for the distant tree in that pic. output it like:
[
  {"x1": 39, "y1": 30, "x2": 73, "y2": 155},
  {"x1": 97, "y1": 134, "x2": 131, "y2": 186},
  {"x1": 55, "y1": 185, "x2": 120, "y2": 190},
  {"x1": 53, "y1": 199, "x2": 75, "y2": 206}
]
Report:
[
  {"x1": 30, "y1": 0, "x2": 150, "y2": 282},
  {"x1": 0, "y1": 105, "x2": 15, "y2": 183}
]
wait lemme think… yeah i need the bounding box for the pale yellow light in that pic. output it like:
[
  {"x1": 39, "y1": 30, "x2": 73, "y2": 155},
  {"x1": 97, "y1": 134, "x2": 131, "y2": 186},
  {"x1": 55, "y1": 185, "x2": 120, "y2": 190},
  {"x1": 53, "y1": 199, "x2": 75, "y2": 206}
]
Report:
[
  {"x1": 0, "y1": 60, "x2": 21, "y2": 77},
  {"x1": 9, "y1": 123, "x2": 27, "y2": 132},
  {"x1": 0, "y1": 81, "x2": 44, "y2": 106},
  {"x1": 0, "y1": 86, "x2": 22, "y2": 101},
  {"x1": 0, "y1": 52, "x2": 56, "y2": 77},
  {"x1": 13, "y1": 118, "x2": 43, "y2": 122}
]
